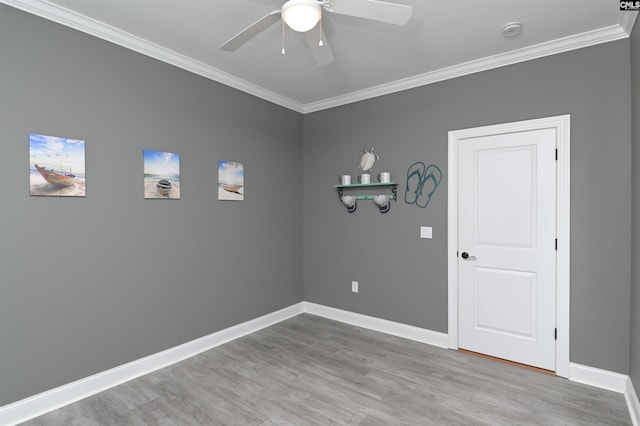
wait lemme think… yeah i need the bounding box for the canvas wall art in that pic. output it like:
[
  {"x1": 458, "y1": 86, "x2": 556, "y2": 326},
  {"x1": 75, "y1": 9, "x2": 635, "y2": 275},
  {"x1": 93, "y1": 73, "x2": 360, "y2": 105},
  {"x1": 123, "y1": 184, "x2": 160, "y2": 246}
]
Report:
[
  {"x1": 143, "y1": 150, "x2": 181, "y2": 199},
  {"x1": 218, "y1": 160, "x2": 244, "y2": 201},
  {"x1": 29, "y1": 133, "x2": 86, "y2": 197}
]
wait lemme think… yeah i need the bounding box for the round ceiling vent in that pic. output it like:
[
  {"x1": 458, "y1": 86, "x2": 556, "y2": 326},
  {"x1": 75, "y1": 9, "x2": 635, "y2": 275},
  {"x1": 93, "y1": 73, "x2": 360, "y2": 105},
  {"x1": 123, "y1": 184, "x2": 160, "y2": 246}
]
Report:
[{"x1": 502, "y1": 22, "x2": 522, "y2": 37}]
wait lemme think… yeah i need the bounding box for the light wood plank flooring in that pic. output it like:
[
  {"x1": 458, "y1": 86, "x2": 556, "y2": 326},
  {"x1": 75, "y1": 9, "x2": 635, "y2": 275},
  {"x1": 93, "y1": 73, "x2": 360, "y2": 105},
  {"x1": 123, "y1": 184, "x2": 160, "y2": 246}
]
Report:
[{"x1": 23, "y1": 314, "x2": 631, "y2": 425}]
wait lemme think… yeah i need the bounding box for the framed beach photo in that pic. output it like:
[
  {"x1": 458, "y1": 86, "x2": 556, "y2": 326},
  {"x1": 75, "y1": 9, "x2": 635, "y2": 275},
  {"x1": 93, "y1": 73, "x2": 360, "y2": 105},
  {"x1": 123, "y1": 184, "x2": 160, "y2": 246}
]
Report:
[
  {"x1": 143, "y1": 150, "x2": 181, "y2": 199},
  {"x1": 29, "y1": 133, "x2": 86, "y2": 197},
  {"x1": 218, "y1": 160, "x2": 244, "y2": 201}
]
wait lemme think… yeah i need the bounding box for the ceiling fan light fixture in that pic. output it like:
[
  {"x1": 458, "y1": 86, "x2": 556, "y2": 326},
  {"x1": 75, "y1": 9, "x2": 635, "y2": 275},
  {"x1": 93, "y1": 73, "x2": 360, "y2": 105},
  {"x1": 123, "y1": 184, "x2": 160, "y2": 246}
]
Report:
[{"x1": 281, "y1": 0, "x2": 321, "y2": 32}]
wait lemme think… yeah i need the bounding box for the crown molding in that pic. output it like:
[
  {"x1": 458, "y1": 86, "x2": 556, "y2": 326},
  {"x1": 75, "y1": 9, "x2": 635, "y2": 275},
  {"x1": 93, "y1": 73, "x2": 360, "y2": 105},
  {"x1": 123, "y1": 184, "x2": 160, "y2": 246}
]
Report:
[
  {"x1": 1, "y1": 0, "x2": 305, "y2": 113},
  {"x1": 302, "y1": 24, "x2": 630, "y2": 113},
  {"x1": 1, "y1": 0, "x2": 634, "y2": 115},
  {"x1": 620, "y1": 10, "x2": 638, "y2": 35}
]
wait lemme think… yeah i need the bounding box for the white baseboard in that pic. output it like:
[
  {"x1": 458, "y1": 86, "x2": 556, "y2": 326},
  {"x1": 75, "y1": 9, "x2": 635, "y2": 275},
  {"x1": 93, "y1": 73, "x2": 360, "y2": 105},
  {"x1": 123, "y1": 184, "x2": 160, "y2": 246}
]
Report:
[
  {"x1": 626, "y1": 377, "x2": 640, "y2": 426},
  {"x1": 569, "y1": 364, "x2": 640, "y2": 425},
  {"x1": 303, "y1": 302, "x2": 449, "y2": 349},
  {"x1": 0, "y1": 303, "x2": 304, "y2": 426},
  {"x1": 3, "y1": 301, "x2": 637, "y2": 426},
  {"x1": 569, "y1": 362, "x2": 628, "y2": 393}
]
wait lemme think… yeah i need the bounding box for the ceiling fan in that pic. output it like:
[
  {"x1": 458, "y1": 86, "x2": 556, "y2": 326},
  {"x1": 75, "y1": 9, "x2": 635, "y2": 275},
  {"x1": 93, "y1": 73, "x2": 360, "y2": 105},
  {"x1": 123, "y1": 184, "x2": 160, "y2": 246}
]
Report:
[{"x1": 220, "y1": 0, "x2": 413, "y2": 66}]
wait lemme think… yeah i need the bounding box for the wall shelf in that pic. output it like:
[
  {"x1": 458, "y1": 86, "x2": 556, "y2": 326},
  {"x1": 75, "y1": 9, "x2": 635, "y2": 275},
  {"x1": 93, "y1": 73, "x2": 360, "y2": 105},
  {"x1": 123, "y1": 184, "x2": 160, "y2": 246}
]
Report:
[
  {"x1": 335, "y1": 182, "x2": 398, "y2": 213},
  {"x1": 334, "y1": 182, "x2": 398, "y2": 200}
]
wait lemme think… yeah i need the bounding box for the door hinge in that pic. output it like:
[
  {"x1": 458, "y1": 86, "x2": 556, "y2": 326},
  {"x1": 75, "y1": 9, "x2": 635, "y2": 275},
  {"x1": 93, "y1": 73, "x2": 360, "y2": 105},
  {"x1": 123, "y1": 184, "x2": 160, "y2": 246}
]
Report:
[
  {"x1": 555, "y1": 148, "x2": 558, "y2": 160},
  {"x1": 555, "y1": 239, "x2": 558, "y2": 250},
  {"x1": 555, "y1": 328, "x2": 557, "y2": 340}
]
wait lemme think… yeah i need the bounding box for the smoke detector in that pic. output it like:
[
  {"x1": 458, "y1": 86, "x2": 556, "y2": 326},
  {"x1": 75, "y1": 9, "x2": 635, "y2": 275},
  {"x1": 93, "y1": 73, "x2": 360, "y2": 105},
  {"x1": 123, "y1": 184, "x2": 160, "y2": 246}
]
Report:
[{"x1": 502, "y1": 22, "x2": 522, "y2": 37}]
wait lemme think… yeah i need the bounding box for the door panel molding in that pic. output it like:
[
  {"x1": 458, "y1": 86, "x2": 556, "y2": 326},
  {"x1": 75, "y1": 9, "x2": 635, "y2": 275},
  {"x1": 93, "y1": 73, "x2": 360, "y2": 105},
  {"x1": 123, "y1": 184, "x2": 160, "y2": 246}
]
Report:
[{"x1": 448, "y1": 115, "x2": 570, "y2": 378}]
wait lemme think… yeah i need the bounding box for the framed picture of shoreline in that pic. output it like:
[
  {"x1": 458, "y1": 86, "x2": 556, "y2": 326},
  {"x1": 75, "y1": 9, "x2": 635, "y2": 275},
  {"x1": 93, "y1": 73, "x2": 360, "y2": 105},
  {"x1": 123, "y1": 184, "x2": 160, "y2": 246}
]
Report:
[
  {"x1": 218, "y1": 160, "x2": 244, "y2": 201},
  {"x1": 29, "y1": 133, "x2": 86, "y2": 197},
  {"x1": 143, "y1": 150, "x2": 181, "y2": 199}
]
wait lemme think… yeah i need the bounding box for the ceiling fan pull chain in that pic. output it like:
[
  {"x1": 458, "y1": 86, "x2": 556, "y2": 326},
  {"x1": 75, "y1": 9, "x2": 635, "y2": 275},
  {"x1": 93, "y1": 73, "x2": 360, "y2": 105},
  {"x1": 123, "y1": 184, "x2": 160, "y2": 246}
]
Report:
[
  {"x1": 318, "y1": 16, "x2": 324, "y2": 46},
  {"x1": 281, "y1": 21, "x2": 286, "y2": 55}
]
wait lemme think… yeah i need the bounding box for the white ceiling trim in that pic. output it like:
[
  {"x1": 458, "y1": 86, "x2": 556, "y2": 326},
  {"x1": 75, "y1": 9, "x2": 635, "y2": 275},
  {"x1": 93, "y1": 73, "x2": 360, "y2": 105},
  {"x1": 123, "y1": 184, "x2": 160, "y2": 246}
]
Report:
[
  {"x1": 1, "y1": 0, "x2": 305, "y2": 112},
  {"x1": 303, "y1": 23, "x2": 631, "y2": 113},
  {"x1": 2, "y1": 0, "x2": 636, "y2": 115},
  {"x1": 620, "y1": 10, "x2": 638, "y2": 34}
]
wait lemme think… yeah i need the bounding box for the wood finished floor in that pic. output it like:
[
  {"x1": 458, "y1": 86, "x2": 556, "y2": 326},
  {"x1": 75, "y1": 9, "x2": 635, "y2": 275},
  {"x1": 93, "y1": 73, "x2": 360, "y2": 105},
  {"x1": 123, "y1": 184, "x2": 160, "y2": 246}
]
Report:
[{"x1": 23, "y1": 314, "x2": 631, "y2": 425}]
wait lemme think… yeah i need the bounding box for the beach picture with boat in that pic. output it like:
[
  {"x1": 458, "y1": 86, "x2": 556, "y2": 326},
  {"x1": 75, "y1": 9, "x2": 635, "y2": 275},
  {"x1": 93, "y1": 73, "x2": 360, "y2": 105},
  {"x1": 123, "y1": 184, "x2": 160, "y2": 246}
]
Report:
[
  {"x1": 29, "y1": 133, "x2": 86, "y2": 197},
  {"x1": 143, "y1": 149, "x2": 181, "y2": 199},
  {"x1": 218, "y1": 160, "x2": 244, "y2": 201}
]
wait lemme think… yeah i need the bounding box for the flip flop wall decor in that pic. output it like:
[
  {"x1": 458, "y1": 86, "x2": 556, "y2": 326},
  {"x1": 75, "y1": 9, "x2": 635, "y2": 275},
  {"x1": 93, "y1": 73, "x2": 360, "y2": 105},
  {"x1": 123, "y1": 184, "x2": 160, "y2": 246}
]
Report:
[{"x1": 404, "y1": 162, "x2": 442, "y2": 208}]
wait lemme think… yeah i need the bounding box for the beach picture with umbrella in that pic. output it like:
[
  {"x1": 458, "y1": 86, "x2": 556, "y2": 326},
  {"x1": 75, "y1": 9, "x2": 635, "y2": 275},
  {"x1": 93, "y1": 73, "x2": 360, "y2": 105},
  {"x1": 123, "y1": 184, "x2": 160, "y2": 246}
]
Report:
[
  {"x1": 143, "y1": 149, "x2": 180, "y2": 199},
  {"x1": 29, "y1": 133, "x2": 86, "y2": 197},
  {"x1": 218, "y1": 160, "x2": 244, "y2": 201}
]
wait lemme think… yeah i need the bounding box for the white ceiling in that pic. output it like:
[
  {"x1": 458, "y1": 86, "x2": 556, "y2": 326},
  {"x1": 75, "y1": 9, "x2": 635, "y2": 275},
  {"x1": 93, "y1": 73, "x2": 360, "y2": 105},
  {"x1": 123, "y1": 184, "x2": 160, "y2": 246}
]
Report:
[{"x1": 3, "y1": 0, "x2": 637, "y2": 113}]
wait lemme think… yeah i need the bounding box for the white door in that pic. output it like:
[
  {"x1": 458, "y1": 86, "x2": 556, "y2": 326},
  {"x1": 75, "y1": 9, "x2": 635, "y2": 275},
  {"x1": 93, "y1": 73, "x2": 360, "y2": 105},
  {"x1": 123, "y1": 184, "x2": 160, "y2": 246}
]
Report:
[{"x1": 458, "y1": 128, "x2": 557, "y2": 371}]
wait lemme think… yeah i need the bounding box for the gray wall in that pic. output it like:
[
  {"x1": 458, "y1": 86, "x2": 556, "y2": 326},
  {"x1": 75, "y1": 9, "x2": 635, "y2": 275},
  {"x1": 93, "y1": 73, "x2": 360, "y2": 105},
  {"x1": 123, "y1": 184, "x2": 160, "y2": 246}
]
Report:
[
  {"x1": 1, "y1": 2, "x2": 636, "y2": 409},
  {"x1": 0, "y1": 5, "x2": 302, "y2": 406},
  {"x1": 303, "y1": 40, "x2": 632, "y2": 374},
  {"x1": 630, "y1": 23, "x2": 640, "y2": 387}
]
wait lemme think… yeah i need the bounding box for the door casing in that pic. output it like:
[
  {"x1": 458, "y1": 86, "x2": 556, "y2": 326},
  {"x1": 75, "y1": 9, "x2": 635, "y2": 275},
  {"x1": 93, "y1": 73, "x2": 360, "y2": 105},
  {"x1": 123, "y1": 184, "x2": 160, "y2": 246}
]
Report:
[{"x1": 447, "y1": 115, "x2": 570, "y2": 378}]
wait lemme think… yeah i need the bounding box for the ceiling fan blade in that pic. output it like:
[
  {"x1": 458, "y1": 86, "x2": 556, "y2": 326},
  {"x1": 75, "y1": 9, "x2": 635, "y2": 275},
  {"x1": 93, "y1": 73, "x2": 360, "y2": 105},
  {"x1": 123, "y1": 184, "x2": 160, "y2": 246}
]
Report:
[
  {"x1": 325, "y1": 0, "x2": 412, "y2": 26},
  {"x1": 220, "y1": 10, "x2": 281, "y2": 51},
  {"x1": 305, "y1": 24, "x2": 334, "y2": 66}
]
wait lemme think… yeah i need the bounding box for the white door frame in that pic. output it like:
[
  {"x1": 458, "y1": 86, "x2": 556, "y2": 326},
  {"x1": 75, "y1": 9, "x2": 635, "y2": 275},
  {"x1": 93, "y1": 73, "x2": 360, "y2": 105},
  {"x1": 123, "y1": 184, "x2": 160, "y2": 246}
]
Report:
[{"x1": 447, "y1": 115, "x2": 570, "y2": 378}]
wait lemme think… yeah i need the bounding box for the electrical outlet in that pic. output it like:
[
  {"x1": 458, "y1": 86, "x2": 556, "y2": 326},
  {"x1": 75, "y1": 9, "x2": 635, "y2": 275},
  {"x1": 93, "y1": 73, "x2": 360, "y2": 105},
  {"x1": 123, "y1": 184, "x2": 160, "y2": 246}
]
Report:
[{"x1": 352, "y1": 281, "x2": 359, "y2": 293}]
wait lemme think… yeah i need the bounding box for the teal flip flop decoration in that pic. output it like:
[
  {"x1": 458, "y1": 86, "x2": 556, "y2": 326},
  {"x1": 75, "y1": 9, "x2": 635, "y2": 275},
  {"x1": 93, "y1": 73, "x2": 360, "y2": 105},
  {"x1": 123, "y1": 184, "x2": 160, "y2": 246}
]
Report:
[{"x1": 404, "y1": 162, "x2": 442, "y2": 208}]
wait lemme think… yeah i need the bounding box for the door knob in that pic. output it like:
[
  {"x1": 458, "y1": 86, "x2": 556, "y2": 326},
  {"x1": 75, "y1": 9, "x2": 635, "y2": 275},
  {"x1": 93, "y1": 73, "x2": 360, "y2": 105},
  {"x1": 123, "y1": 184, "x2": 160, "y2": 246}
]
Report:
[{"x1": 461, "y1": 252, "x2": 477, "y2": 260}]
